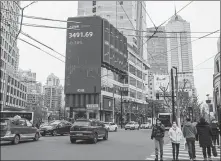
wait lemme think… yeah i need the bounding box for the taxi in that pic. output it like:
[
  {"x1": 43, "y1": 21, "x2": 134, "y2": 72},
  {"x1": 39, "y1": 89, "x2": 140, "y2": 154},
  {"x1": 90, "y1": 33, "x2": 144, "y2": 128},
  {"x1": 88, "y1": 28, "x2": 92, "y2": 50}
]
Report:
[{"x1": 0, "y1": 116, "x2": 41, "y2": 145}]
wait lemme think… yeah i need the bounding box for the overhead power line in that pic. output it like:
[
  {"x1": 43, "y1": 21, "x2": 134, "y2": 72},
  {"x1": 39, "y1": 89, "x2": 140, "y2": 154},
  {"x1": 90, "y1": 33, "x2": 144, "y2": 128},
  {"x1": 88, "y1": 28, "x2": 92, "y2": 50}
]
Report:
[
  {"x1": 2, "y1": 21, "x2": 65, "y2": 63},
  {"x1": 137, "y1": 1, "x2": 194, "y2": 54},
  {"x1": 152, "y1": 29, "x2": 220, "y2": 58},
  {"x1": 19, "y1": 38, "x2": 65, "y2": 63},
  {"x1": 193, "y1": 52, "x2": 219, "y2": 69},
  {"x1": 2, "y1": 19, "x2": 66, "y2": 58},
  {"x1": 0, "y1": 7, "x2": 81, "y2": 23}
]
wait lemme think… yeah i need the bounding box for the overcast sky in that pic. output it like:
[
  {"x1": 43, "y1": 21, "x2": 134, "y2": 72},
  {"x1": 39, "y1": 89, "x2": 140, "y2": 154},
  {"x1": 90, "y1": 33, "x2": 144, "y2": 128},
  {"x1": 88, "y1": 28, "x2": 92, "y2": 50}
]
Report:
[{"x1": 18, "y1": 1, "x2": 220, "y2": 102}]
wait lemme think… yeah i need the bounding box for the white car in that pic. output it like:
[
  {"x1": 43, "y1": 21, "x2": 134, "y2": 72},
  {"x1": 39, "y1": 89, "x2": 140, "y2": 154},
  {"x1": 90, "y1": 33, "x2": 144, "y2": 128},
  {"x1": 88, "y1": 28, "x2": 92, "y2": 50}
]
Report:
[
  {"x1": 125, "y1": 122, "x2": 139, "y2": 130},
  {"x1": 104, "y1": 122, "x2": 118, "y2": 132},
  {"x1": 140, "y1": 122, "x2": 150, "y2": 129}
]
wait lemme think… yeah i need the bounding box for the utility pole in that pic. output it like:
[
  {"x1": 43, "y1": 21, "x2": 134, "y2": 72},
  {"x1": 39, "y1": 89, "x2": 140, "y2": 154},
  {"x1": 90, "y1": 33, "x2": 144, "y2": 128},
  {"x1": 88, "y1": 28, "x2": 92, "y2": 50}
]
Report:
[
  {"x1": 112, "y1": 87, "x2": 115, "y2": 123},
  {"x1": 120, "y1": 88, "x2": 123, "y2": 129},
  {"x1": 173, "y1": 66, "x2": 180, "y2": 127},
  {"x1": 171, "y1": 68, "x2": 176, "y2": 122},
  {"x1": 152, "y1": 100, "x2": 154, "y2": 126}
]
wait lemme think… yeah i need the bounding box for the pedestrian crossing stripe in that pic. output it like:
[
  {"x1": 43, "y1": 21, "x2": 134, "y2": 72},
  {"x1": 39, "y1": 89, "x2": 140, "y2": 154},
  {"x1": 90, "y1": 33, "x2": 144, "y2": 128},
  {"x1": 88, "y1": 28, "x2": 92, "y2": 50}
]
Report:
[{"x1": 145, "y1": 142, "x2": 220, "y2": 160}]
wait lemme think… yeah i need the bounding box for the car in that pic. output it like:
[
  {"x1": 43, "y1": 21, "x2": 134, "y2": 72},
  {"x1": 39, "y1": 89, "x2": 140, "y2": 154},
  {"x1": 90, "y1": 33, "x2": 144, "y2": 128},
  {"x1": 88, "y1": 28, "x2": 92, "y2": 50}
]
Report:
[
  {"x1": 125, "y1": 121, "x2": 139, "y2": 130},
  {"x1": 39, "y1": 120, "x2": 72, "y2": 136},
  {"x1": 140, "y1": 122, "x2": 151, "y2": 129},
  {"x1": 70, "y1": 119, "x2": 108, "y2": 144},
  {"x1": 0, "y1": 117, "x2": 40, "y2": 145},
  {"x1": 104, "y1": 122, "x2": 118, "y2": 132}
]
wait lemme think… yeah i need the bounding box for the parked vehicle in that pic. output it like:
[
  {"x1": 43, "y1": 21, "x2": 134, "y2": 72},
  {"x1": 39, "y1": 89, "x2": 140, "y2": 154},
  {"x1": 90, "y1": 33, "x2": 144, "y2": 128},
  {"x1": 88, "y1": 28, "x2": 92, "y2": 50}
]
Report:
[
  {"x1": 158, "y1": 113, "x2": 172, "y2": 130},
  {"x1": 70, "y1": 119, "x2": 108, "y2": 144},
  {"x1": 0, "y1": 117, "x2": 40, "y2": 145},
  {"x1": 140, "y1": 122, "x2": 151, "y2": 129},
  {"x1": 104, "y1": 122, "x2": 118, "y2": 132},
  {"x1": 125, "y1": 121, "x2": 139, "y2": 130},
  {"x1": 39, "y1": 120, "x2": 72, "y2": 136}
]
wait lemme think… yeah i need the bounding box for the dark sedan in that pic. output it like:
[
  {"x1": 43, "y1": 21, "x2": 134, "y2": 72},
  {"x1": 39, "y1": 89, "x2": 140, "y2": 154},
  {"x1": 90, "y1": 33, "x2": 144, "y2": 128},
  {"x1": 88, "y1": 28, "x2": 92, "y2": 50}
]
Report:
[
  {"x1": 39, "y1": 120, "x2": 72, "y2": 136},
  {"x1": 70, "y1": 119, "x2": 108, "y2": 144}
]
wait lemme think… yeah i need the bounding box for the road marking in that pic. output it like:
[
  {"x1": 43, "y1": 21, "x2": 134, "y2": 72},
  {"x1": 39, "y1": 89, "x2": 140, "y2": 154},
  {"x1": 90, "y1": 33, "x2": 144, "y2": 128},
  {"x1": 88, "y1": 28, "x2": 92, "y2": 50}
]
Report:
[{"x1": 145, "y1": 141, "x2": 220, "y2": 160}]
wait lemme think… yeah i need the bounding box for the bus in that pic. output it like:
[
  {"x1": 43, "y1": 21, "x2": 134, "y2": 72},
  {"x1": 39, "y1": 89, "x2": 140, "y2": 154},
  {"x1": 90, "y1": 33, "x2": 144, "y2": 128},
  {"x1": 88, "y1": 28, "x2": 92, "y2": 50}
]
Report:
[
  {"x1": 0, "y1": 111, "x2": 34, "y2": 123},
  {"x1": 158, "y1": 113, "x2": 172, "y2": 130}
]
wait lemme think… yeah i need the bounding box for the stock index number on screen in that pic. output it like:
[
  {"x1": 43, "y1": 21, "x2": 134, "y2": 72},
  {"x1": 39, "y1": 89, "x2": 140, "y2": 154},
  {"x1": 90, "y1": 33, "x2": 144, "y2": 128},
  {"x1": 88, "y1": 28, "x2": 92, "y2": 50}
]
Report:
[{"x1": 69, "y1": 32, "x2": 93, "y2": 38}]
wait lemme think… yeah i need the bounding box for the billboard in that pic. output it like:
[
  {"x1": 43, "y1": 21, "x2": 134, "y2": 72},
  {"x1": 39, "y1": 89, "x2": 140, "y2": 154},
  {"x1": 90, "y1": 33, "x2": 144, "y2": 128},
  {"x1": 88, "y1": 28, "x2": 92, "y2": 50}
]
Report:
[
  {"x1": 154, "y1": 74, "x2": 170, "y2": 92},
  {"x1": 102, "y1": 19, "x2": 128, "y2": 73},
  {"x1": 65, "y1": 16, "x2": 103, "y2": 94}
]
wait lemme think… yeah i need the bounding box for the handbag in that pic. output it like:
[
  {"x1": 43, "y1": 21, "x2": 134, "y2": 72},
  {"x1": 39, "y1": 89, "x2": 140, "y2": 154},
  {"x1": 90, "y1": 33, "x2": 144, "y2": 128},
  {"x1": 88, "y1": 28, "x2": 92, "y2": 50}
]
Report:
[{"x1": 212, "y1": 145, "x2": 217, "y2": 157}]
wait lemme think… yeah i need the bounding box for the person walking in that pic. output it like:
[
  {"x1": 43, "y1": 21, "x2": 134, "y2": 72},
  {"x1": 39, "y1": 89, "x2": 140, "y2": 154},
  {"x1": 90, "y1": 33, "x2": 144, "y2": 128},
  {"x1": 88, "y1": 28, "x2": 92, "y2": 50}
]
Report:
[
  {"x1": 151, "y1": 118, "x2": 165, "y2": 161},
  {"x1": 210, "y1": 119, "x2": 220, "y2": 147},
  {"x1": 196, "y1": 118, "x2": 213, "y2": 161},
  {"x1": 182, "y1": 118, "x2": 197, "y2": 161},
  {"x1": 169, "y1": 121, "x2": 183, "y2": 161}
]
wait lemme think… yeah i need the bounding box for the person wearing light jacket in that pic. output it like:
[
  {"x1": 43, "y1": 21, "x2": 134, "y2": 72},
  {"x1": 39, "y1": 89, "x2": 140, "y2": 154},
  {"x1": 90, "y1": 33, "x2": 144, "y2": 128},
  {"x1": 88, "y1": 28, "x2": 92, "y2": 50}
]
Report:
[{"x1": 169, "y1": 122, "x2": 183, "y2": 161}]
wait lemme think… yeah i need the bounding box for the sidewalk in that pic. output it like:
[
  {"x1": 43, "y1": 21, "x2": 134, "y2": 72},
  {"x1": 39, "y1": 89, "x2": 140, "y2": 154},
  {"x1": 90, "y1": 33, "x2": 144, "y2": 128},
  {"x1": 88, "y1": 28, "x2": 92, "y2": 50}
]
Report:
[{"x1": 145, "y1": 141, "x2": 220, "y2": 160}]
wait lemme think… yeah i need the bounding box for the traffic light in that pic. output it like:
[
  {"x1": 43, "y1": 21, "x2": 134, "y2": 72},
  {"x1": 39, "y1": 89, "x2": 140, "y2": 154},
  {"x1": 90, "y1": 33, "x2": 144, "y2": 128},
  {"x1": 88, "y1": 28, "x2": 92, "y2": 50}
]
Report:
[
  {"x1": 92, "y1": 7, "x2": 96, "y2": 13},
  {"x1": 156, "y1": 93, "x2": 159, "y2": 100},
  {"x1": 92, "y1": 1, "x2": 96, "y2": 6},
  {"x1": 119, "y1": 1, "x2": 123, "y2": 5}
]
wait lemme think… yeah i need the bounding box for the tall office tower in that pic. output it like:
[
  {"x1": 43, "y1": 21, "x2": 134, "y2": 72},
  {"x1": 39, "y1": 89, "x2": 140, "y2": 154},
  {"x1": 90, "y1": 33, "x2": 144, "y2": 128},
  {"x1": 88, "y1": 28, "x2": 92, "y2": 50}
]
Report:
[
  {"x1": 77, "y1": 1, "x2": 150, "y2": 122},
  {"x1": 146, "y1": 26, "x2": 168, "y2": 74},
  {"x1": 0, "y1": 1, "x2": 28, "y2": 111},
  {"x1": 165, "y1": 12, "x2": 195, "y2": 95},
  {"x1": 43, "y1": 73, "x2": 63, "y2": 113},
  {"x1": 78, "y1": 1, "x2": 147, "y2": 59}
]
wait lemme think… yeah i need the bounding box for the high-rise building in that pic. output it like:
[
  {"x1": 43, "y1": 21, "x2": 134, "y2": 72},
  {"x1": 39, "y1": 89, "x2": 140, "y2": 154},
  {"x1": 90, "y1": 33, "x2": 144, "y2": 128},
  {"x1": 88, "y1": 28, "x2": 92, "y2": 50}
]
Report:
[
  {"x1": 43, "y1": 73, "x2": 63, "y2": 114},
  {"x1": 0, "y1": 1, "x2": 28, "y2": 111},
  {"x1": 77, "y1": 1, "x2": 150, "y2": 122},
  {"x1": 165, "y1": 12, "x2": 195, "y2": 95},
  {"x1": 77, "y1": 1, "x2": 147, "y2": 59},
  {"x1": 18, "y1": 69, "x2": 42, "y2": 93},
  {"x1": 146, "y1": 26, "x2": 168, "y2": 74}
]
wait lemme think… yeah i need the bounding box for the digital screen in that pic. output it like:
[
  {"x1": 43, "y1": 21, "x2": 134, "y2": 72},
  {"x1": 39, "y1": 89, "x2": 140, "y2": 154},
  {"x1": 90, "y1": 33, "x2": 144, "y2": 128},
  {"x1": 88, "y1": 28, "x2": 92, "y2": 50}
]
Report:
[
  {"x1": 102, "y1": 19, "x2": 128, "y2": 73},
  {"x1": 65, "y1": 16, "x2": 103, "y2": 94}
]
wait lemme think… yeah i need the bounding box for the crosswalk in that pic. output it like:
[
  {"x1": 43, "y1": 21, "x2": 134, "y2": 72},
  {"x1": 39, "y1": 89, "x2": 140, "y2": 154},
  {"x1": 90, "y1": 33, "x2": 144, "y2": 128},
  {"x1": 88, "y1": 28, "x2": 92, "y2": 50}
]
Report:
[{"x1": 145, "y1": 141, "x2": 220, "y2": 160}]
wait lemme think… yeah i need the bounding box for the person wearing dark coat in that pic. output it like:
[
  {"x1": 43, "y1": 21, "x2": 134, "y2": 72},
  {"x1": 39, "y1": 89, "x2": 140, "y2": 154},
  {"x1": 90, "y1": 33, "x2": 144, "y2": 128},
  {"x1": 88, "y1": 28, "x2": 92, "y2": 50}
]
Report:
[
  {"x1": 196, "y1": 118, "x2": 213, "y2": 161},
  {"x1": 210, "y1": 120, "x2": 220, "y2": 146}
]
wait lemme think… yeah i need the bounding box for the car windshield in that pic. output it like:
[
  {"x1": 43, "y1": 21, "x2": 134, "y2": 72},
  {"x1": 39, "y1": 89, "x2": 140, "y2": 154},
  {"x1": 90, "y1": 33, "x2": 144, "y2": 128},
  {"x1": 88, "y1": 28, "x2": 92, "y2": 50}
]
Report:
[
  {"x1": 127, "y1": 122, "x2": 134, "y2": 124},
  {"x1": 0, "y1": 119, "x2": 9, "y2": 130},
  {"x1": 104, "y1": 123, "x2": 109, "y2": 125},
  {"x1": 73, "y1": 121, "x2": 91, "y2": 126},
  {"x1": 49, "y1": 121, "x2": 61, "y2": 126}
]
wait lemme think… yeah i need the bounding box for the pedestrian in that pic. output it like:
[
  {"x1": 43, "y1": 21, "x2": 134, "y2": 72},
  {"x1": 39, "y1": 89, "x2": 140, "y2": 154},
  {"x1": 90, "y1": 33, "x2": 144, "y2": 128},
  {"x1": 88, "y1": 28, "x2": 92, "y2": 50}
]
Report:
[
  {"x1": 169, "y1": 121, "x2": 183, "y2": 161},
  {"x1": 182, "y1": 118, "x2": 197, "y2": 161},
  {"x1": 196, "y1": 117, "x2": 213, "y2": 161},
  {"x1": 210, "y1": 119, "x2": 220, "y2": 147},
  {"x1": 151, "y1": 118, "x2": 165, "y2": 161}
]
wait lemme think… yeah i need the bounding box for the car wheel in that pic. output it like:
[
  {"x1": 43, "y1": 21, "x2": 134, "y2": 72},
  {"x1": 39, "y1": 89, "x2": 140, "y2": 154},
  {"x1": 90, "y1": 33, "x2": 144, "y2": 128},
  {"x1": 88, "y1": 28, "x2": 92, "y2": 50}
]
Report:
[
  {"x1": 70, "y1": 138, "x2": 76, "y2": 144},
  {"x1": 12, "y1": 134, "x2": 20, "y2": 145},
  {"x1": 103, "y1": 131, "x2": 108, "y2": 140},
  {"x1": 92, "y1": 133, "x2": 98, "y2": 144},
  {"x1": 60, "y1": 134, "x2": 64, "y2": 136},
  {"x1": 115, "y1": 127, "x2": 117, "y2": 132},
  {"x1": 41, "y1": 133, "x2": 45, "y2": 136},
  {"x1": 33, "y1": 133, "x2": 40, "y2": 141},
  {"x1": 125, "y1": 128, "x2": 127, "y2": 130},
  {"x1": 51, "y1": 130, "x2": 57, "y2": 136}
]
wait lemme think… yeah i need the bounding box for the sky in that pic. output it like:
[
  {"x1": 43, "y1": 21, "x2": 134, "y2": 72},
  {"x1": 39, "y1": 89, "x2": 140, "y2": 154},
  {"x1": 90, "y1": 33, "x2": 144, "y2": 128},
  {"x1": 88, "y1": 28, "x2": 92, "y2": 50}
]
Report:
[{"x1": 18, "y1": 1, "x2": 220, "y2": 102}]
